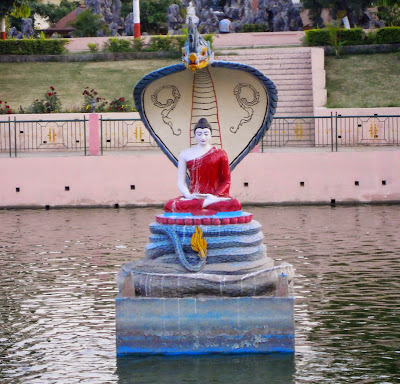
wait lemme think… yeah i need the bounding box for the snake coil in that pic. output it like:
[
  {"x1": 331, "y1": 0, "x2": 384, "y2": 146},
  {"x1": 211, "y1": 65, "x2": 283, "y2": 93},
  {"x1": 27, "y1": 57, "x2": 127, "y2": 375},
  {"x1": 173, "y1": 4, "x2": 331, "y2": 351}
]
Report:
[{"x1": 160, "y1": 226, "x2": 207, "y2": 272}]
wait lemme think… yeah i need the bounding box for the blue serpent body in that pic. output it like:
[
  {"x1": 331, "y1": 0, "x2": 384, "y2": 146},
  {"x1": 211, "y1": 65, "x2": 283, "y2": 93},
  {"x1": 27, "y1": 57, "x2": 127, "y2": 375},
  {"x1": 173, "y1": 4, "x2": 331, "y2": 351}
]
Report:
[{"x1": 160, "y1": 226, "x2": 207, "y2": 272}]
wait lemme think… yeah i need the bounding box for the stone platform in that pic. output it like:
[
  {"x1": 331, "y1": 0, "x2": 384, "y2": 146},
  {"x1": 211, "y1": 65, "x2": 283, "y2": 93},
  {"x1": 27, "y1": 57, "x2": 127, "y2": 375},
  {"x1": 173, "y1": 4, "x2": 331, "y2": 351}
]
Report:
[
  {"x1": 116, "y1": 296, "x2": 294, "y2": 355},
  {"x1": 116, "y1": 213, "x2": 295, "y2": 355}
]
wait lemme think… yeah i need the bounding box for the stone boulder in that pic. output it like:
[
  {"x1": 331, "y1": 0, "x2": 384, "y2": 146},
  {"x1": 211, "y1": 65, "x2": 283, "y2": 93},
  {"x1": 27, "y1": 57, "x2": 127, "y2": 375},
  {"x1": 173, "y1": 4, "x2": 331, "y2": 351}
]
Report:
[
  {"x1": 168, "y1": 4, "x2": 184, "y2": 34},
  {"x1": 253, "y1": 0, "x2": 303, "y2": 31},
  {"x1": 224, "y1": 0, "x2": 254, "y2": 32}
]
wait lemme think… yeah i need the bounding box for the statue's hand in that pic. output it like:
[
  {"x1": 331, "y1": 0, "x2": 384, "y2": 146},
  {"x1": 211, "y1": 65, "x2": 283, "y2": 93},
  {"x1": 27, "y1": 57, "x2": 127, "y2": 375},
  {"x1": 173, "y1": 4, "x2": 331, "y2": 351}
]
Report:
[
  {"x1": 202, "y1": 194, "x2": 230, "y2": 208},
  {"x1": 183, "y1": 193, "x2": 204, "y2": 200}
]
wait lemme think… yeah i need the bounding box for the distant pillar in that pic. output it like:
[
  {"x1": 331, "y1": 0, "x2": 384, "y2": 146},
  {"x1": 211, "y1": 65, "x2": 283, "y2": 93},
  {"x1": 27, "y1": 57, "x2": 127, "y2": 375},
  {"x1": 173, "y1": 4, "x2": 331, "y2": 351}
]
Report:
[
  {"x1": 133, "y1": 0, "x2": 141, "y2": 38},
  {"x1": 89, "y1": 113, "x2": 100, "y2": 155},
  {"x1": 1, "y1": 18, "x2": 6, "y2": 40}
]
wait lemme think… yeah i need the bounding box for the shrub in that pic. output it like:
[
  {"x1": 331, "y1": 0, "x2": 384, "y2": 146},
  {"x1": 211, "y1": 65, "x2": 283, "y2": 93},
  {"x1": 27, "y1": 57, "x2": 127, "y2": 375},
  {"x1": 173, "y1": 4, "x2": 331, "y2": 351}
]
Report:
[
  {"x1": 149, "y1": 35, "x2": 180, "y2": 51},
  {"x1": 87, "y1": 42, "x2": 99, "y2": 53},
  {"x1": 149, "y1": 34, "x2": 214, "y2": 51},
  {"x1": 0, "y1": 100, "x2": 13, "y2": 115},
  {"x1": 241, "y1": 24, "x2": 268, "y2": 33},
  {"x1": 304, "y1": 29, "x2": 331, "y2": 46},
  {"x1": 324, "y1": 21, "x2": 344, "y2": 56},
  {"x1": 82, "y1": 87, "x2": 108, "y2": 112},
  {"x1": 376, "y1": 26, "x2": 400, "y2": 44},
  {"x1": 104, "y1": 38, "x2": 132, "y2": 52},
  {"x1": 107, "y1": 97, "x2": 131, "y2": 112},
  {"x1": 306, "y1": 26, "x2": 400, "y2": 47},
  {"x1": 203, "y1": 34, "x2": 214, "y2": 49},
  {"x1": 305, "y1": 27, "x2": 366, "y2": 47},
  {"x1": 132, "y1": 37, "x2": 144, "y2": 51},
  {"x1": 103, "y1": 37, "x2": 144, "y2": 52},
  {"x1": 365, "y1": 30, "x2": 378, "y2": 45},
  {"x1": 338, "y1": 28, "x2": 364, "y2": 45},
  {"x1": 27, "y1": 86, "x2": 62, "y2": 113},
  {"x1": 0, "y1": 39, "x2": 68, "y2": 55}
]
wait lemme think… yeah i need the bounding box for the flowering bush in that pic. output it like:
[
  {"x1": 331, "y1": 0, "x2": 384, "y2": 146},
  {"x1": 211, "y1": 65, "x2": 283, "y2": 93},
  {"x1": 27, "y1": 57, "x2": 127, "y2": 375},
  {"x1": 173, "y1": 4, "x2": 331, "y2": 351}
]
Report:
[
  {"x1": 27, "y1": 86, "x2": 62, "y2": 113},
  {"x1": 82, "y1": 87, "x2": 108, "y2": 112},
  {"x1": 0, "y1": 100, "x2": 13, "y2": 115},
  {"x1": 108, "y1": 97, "x2": 131, "y2": 112}
]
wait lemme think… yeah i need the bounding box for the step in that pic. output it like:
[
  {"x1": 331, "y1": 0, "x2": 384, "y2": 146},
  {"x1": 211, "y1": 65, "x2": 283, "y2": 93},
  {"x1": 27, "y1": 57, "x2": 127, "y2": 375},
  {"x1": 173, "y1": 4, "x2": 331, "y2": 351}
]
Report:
[
  {"x1": 273, "y1": 77, "x2": 312, "y2": 82},
  {"x1": 253, "y1": 66, "x2": 312, "y2": 73},
  {"x1": 216, "y1": 45, "x2": 316, "y2": 119},
  {"x1": 218, "y1": 47, "x2": 312, "y2": 55},
  {"x1": 278, "y1": 89, "x2": 313, "y2": 96},
  {"x1": 217, "y1": 56, "x2": 311, "y2": 63},
  {"x1": 277, "y1": 96, "x2": 314, "y2": 103},
  {"x1": 216, "y1": 53, "x2": 311, "y2": 60},
  {"x1": 228, "y1": 57, "x2": 312, "y2": 63},
  {"x1": 275, "y1": 107, "x2": 314, "y2": 113},
  {"x1": 230, "y1": 63, "x2": 312, "y2": 70}
]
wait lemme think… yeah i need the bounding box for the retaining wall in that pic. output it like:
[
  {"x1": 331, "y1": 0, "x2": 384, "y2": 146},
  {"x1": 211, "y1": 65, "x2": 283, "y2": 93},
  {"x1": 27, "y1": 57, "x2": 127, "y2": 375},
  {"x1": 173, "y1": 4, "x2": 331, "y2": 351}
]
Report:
[{"x1": 1, "y1": 150, "x2": 399, "y2": 208}]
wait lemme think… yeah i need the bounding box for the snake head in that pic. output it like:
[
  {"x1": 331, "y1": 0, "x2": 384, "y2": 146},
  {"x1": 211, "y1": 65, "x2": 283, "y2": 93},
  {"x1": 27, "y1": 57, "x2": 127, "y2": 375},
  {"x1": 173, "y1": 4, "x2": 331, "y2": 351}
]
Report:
[{"x1": 182, "y1": 18, "x2": 214, "y2": 72}]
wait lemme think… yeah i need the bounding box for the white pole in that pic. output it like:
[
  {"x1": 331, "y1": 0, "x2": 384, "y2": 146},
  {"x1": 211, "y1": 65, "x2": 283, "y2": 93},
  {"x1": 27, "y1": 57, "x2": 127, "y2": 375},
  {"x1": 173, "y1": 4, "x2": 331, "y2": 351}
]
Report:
[
  {"x1": 342, "y1": 16, "x2": 350, "y2": 30},
  {"x1": 133, "y1": 0, "x2": 140, "y2": 38},
  {"x1": 1, "y1": 17, "x2": 6, "y2": 40}
]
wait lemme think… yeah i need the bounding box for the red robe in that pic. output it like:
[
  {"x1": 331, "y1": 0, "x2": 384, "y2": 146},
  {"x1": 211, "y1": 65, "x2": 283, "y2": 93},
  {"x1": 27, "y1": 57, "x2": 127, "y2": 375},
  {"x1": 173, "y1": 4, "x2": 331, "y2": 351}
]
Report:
[{"x1": 164, "y1": 147, "x2": 242, "y2": 215}]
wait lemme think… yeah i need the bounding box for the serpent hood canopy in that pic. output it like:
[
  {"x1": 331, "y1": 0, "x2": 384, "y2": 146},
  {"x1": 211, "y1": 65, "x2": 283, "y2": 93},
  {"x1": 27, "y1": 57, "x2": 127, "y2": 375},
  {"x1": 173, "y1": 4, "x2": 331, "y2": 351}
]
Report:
[{"x1": 134, "y1": 24, "x2": 278, "y2": 172}]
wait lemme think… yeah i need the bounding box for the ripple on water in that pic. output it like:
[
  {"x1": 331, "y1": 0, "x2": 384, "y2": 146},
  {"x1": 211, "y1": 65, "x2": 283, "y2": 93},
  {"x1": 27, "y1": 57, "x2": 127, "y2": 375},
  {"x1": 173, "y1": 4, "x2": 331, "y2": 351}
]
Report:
[{"x1": 0, "y1": 206, "x2": 400, "y2": 383}]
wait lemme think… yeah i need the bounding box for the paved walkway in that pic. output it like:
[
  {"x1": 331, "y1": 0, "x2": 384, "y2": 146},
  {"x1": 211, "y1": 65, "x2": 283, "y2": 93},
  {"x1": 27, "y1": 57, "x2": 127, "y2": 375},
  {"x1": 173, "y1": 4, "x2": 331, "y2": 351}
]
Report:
[{"x1": 66, "y1": 31, "x2": 305, "y2": 52}]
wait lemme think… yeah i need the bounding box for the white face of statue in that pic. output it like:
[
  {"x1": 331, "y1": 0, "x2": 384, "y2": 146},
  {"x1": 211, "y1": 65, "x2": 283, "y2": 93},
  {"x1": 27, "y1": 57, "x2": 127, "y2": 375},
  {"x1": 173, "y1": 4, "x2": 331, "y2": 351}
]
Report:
[{"x1": 195, "y1": 128, "x2": 212, "y2": 146}]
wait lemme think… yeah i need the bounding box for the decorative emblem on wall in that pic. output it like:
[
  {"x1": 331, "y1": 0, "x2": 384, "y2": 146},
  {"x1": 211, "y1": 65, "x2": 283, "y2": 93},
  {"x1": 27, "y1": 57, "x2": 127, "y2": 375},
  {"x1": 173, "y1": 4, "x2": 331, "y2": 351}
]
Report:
[
  {"x1": 230, "y1": 83, "x2": 260, "y2": 134},
  {"x1": 151, "y1": 85, "x2": 182, "y2": 136}
]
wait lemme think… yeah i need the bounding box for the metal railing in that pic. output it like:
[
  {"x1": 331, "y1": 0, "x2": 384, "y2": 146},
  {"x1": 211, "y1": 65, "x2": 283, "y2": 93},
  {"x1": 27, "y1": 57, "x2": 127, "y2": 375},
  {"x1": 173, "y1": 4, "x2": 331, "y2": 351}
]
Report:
[
  {"x1": 1, "y1": 114, "x2": 399, "y2": 157},
  {"x1": 262, "y1": 114, "x2": 400, "y2": 151},
  {"x1": 0, "y1": 117, "x2": 87, "y2": 157},
  {"x1": 100, "y1": 117, "x2": 158, "y2": 154}
]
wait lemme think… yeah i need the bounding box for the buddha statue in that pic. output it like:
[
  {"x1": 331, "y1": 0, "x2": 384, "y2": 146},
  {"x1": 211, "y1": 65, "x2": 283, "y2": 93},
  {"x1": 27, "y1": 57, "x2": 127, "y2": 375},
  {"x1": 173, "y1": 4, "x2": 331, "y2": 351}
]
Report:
[
  {"x1": 186, "y1": 1, "x2": 199, "y2": 26},
  {"x1": 164, "y1": 118, "x2": 242, "y2": 215}
]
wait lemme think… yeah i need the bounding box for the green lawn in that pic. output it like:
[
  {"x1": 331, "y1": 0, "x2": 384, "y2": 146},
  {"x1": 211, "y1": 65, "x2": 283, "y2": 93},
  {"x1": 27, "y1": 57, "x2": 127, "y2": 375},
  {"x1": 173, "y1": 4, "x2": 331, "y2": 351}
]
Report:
[
  {"x1": 325, "y1": 53, "x2": 400, "y2": 108},
  {"x1": 0, "y1": 59, "x2": 178, "y2": 111},
  {"x1": 1, "y1": 53, "x2": 400, "y2": 111}
]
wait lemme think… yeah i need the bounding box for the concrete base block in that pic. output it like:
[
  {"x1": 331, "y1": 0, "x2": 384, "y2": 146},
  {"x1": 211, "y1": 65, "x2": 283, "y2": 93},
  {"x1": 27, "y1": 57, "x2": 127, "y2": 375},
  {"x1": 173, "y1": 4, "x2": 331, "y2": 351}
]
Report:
[{"x1": 116, "y1": 295, "x2": 294, "y2": 355}]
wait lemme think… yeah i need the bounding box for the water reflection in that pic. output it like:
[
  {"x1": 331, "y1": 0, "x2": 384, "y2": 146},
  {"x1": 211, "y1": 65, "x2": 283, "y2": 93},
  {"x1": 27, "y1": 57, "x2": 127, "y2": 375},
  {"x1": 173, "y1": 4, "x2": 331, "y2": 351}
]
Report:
[
  {"x1": 116, "y1": 354, "x2": 295, "y2": 384},
  {"x1": 0, "y1": 205, "x2": 400, "y2": 383}
]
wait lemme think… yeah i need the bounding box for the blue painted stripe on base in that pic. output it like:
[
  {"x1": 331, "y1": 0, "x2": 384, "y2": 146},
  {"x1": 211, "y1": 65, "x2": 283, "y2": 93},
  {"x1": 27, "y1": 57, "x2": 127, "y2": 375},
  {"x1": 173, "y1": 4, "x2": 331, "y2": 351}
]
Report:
[
  {"x1": 162, "y1": 211, "x2": 244, "y2": 219},
  {"x1": 117, "y1": 340, "x2": 295, "y2": 356},
  {"x1": 117, "y1": 348, "x2": 294, "y2": 357}
]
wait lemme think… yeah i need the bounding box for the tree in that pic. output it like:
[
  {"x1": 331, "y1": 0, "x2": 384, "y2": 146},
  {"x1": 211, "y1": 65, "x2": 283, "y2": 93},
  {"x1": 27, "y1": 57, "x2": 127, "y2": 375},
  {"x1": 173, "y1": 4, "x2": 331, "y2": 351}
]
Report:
[
  {"x1": 140, "y1": 0, "x2": 176, "y2": 34},
  {"x1": 0, "y1": 0, "x2": 31, "y2": 18},
  {"x1": 377, "y1": 0, "x2": 400, "y2": 26},
  {"x1": 0, "y1": 0, "x2": 31, "y2": 40},
  {"x1": 29, "y1": 0, "x2": 80, "y2": 27},
  {"x1": 301, "y1": 0, "x2": 325, "y2": 27},
  {"x1": 301, "y1": 0, "x2": 375, "y2": 28},
  {"x1": 71, "y1": 9, "x2": 104, "y2": 37}
]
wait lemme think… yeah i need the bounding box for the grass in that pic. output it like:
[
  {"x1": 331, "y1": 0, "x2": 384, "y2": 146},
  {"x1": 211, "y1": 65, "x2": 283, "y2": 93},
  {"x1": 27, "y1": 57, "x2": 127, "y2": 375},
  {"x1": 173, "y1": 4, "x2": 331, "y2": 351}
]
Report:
[
  {"x1": 1, "y1": 53, "x2": 400, "y2": 112},
  {"x1": 325, "y1": 53, "x2": 400, "y2": 108},
  {"x1": 0, "y1": 59, "x2": 178, "y2": 111}
]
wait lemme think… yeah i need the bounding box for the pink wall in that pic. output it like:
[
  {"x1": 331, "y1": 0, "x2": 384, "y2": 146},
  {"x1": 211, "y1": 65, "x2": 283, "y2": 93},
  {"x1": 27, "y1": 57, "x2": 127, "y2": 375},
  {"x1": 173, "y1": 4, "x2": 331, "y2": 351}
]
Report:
[{"x1": 1, "y1": 150, "x2": 399, "y2": 208}]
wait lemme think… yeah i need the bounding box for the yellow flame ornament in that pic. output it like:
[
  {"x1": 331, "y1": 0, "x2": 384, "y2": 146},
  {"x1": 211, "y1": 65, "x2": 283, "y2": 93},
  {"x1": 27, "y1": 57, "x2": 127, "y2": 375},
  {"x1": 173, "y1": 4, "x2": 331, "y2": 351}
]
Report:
[{"x1": 191, "y1": 226, "x2": 207, "y2": 259}]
